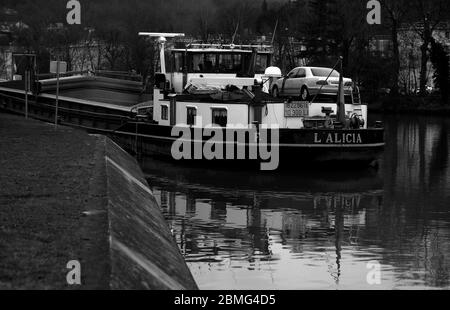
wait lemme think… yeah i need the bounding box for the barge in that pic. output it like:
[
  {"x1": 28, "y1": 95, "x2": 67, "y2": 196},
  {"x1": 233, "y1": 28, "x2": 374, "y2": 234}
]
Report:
[{"x1": 0, "y1": 33, "x2": 384, "y2": 170}]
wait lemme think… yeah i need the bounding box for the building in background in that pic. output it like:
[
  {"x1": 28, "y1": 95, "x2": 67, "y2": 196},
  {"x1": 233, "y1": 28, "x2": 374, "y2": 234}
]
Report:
[
  {"x1": 0, "y1": 7, "x2": 17, "y2": 81},
  {"x1": 370, "y1": 20, "x2": 450, "y2": 94}
]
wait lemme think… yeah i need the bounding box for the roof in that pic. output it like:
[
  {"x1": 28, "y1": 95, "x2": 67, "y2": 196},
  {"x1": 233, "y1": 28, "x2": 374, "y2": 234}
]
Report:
[
  {"x1": 290, "y1": 66, "x2": 335, "y2": 71},
  {"x1": 170, "y1": 48, "x2": 272, "y2": 54}
]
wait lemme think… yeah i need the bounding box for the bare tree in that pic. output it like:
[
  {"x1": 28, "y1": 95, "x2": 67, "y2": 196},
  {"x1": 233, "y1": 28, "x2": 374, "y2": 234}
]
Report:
[
  {"x1": 411, "y1": 0, "x2": 450, "y2": 95},
  {"x1": 0, "y1": 49, "x2": 7, "y2": 80},
  {"x1": 198, "y1": 6, "x2": 214, "y2": 42},
  {"x1": 382, "y1": 0, "x2": 409, "y2": 95},
  {"x1": 101, "y1": 30, "x2": 126, "y2": 71},
  {"x1": 304, "y1": 0, "x2": 368, "y2": 71},
  {"x1": 333, "y1": 0, "x2": 368, "y2": 72}
]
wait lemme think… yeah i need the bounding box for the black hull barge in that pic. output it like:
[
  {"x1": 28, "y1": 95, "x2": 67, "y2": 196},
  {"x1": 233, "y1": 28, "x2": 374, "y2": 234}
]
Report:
[
  {"x1": 0, "y1": 76, "x2": 384, "y2": 171},
  {"x1": 111, "y1": 122, "x2": 384, "y2": 170}
]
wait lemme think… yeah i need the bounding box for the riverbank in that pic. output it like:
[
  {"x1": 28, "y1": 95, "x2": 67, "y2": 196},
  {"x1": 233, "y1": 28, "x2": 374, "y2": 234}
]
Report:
[
  {"x1": 368, "y1": 95, "x2": 450, "y2": 115},
  {"x1": 0, "y1": 113, "x2": 197, "y2": 289}
]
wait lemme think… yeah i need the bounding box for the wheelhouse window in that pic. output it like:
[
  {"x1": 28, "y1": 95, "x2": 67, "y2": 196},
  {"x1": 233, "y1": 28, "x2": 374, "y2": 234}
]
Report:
[
  {"x1": 187, "y1": 52, "x2": 254, "y2": 74},
  {"x1": 186, "y1": 107, "x2": 197, "y2": 126},
  {"x1": 191, "y1": 53, "x2": 204, "y2": 72},
  {"x1": 218, "y1": 54, "x2": 233, "y2": 71},
  {"x1": 232, "y1": 54, "x2": 243, "y2": 72},
  {"x1": 173, "y1": 52, "x2": 184, "y2": 72},
  {"x1": 217, "y1": 53, "x2": 243, "y2": 73},
  {"x1": 190, "y1": 53, "x2": 218, "y2": 73},
  {"x1": 204, "y1": 53, "x2": 217, "y2": 72},
  {"x1": 211, "y1": 108, "x2": 227, "y2": 127},
  {"x1": 161, "y1": 105, "x2": 168, "y2": 120}
]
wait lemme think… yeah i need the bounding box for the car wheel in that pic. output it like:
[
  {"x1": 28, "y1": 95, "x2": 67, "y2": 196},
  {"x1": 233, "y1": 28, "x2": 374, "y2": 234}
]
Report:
[
  {"x1": 300, "y1": 86, "x2": 310, "y2": 101},
  {"x1": 272, "y1": 86, "x2": 280, "y2": 98}
]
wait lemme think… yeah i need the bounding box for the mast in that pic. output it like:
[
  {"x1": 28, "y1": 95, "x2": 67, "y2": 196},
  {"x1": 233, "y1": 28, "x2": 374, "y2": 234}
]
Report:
[
  {"x1": 231, "y1": 22, "x2": 240, "y2": 45},
  {"x1": 138, "y1": 32, "x2": 185, "y2": 74},
  {"x1": 271, "y1": 19, "x2": 278, "y2": 46},
  {"x1": 337, "y1": 57, "x2": 346, "y2": 124}
]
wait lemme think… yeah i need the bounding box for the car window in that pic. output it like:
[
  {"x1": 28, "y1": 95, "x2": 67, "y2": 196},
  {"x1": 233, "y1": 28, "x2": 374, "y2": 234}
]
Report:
[
  {"x1": 287, "y1": 68, "x2": 298, "y2": 78},
  {"x1": 296, "y1": 68, "x2": 306, "y2": 78},
  {"x1": 311, "y1": 68, "x2": 340, "y2": 77}
]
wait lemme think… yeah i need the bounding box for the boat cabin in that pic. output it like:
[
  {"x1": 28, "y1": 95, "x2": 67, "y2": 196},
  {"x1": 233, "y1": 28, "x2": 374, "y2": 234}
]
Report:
[
  {"x1": 140, "y1": 33, "x2": 367, "y2": 131},
  {"x1": 164, "y1": 44, "x2": 273, "y2": 93},
  {"x1": 151, "y1": 79, "x2": 367, "y2": 130}
]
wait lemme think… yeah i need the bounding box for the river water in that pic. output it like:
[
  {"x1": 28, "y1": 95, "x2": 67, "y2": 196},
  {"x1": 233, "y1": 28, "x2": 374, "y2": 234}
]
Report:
[{"x1": 142, "y1": 114, "x2": 450, "y2": 290}]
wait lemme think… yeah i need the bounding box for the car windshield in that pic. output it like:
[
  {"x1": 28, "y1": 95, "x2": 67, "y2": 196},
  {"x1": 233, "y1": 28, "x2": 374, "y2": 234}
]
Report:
[{"x1": 311, "y1": 68, "x2": 340, "y2": 77}]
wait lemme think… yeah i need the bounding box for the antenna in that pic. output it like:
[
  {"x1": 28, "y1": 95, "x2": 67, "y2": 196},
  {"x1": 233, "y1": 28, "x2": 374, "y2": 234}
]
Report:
[
  {"x1": 138, "y1": 32, "x2": 185, "y2": 74},
  {"x1": 231, "y1": 21, "x2": 240, "y2": 45},
  {"x1": 271, "y1": 19, "x2": 278, "y2": 45},
  {"x1": 138, "y1": 32, "x2": 185, "y2": 38}
]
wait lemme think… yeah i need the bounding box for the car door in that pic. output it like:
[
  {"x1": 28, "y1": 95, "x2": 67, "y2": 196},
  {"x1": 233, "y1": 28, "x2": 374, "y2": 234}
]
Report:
[
  {"x1": 293, "y1": 68, "x2": 306, "y2": 97},
  {"x1": 281, "y1": 68, "x2": 299, "y2": 96}
]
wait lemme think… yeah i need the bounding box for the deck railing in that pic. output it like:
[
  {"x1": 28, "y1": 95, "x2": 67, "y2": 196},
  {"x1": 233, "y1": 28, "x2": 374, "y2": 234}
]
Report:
[{"x1": 36, "y1": 70, "x2": 143, "y2": 82}]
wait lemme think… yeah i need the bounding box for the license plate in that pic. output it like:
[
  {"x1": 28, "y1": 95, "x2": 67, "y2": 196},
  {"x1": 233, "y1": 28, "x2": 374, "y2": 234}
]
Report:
[{"x1": 284, "y1": 101, "x2": 309, "y2": 117}]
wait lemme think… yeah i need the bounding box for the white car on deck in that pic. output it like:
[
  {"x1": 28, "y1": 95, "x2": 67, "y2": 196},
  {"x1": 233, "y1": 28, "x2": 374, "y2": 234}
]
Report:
[{"x1": 271, "y1": 67, "x2": 353, "y2": 101}]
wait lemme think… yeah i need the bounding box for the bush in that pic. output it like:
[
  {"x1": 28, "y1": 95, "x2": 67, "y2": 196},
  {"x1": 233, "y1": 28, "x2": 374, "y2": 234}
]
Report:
[{"x1": 430, "y1": 40, "x2": 450, "y2": 105}]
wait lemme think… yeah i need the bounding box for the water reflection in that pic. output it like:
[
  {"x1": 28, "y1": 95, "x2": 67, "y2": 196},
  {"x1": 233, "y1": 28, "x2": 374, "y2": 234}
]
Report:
[
  {"x1": 142, "y1": 115, "x2": 450, "y2": 289},
  {"x1": 377, "y1": 114, "x2": 450, "y2": 289}
]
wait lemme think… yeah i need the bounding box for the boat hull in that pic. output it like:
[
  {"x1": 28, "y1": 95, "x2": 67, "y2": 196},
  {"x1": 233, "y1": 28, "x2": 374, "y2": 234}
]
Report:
[
  {"x1": 111, "y1": 122, "x2": 384, "y2": 169},
  {"x1": 0, "y1": 87, "x2": 384, "y2": 170}
]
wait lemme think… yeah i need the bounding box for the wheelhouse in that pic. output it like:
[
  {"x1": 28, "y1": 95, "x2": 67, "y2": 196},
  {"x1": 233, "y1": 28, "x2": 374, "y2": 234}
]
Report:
[
  {"x1": 168, "y1": 48, "x2": 271, "y2": 74},
  {"x1": 164, "y1": 44, "x2": 273, "y2": 93}
]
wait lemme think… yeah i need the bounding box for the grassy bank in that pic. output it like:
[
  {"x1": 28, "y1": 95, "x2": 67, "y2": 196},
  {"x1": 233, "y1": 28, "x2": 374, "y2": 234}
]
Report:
[
  {"x1": 0, "y1": 112, "x2": 198, "y2": 290},
  {"x1": 0, "y1": 113, "x2": 109, "y2": 289}
]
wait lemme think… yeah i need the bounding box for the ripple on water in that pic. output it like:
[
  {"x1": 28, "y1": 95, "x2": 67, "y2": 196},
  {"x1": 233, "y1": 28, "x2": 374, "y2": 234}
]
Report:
[{"x1": 145, "y1": 115, "x2": 450, "y2": 289}]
